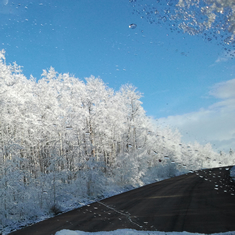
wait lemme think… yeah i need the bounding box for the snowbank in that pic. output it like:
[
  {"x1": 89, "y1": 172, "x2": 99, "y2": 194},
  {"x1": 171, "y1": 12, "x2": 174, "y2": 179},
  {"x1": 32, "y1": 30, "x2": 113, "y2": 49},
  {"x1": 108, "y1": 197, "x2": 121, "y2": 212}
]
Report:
[{"x1": 55, "y1": 229, "x2": 235, "y2": 235}]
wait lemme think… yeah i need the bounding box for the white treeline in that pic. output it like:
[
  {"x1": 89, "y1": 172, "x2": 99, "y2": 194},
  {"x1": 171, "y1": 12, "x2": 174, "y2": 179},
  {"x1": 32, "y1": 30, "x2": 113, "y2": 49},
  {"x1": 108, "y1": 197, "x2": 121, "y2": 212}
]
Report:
[{"x1": 0, "y1": 49, "x2": 234, "y2": 232}]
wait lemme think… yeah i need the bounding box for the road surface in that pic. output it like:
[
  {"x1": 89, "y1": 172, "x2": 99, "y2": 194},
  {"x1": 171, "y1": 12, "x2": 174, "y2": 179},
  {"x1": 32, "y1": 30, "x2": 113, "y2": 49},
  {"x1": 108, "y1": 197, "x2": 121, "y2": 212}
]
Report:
[{"x1": 9, "y1": 166, "x2": 235, "y2": 235}]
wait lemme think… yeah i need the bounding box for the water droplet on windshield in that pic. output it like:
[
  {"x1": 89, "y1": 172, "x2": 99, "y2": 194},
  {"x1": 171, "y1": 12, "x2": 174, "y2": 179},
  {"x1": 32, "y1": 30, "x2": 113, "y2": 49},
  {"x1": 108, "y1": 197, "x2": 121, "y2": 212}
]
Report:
[{"x1": 129, "y1": 23, "x2": 137, "y2": 29}]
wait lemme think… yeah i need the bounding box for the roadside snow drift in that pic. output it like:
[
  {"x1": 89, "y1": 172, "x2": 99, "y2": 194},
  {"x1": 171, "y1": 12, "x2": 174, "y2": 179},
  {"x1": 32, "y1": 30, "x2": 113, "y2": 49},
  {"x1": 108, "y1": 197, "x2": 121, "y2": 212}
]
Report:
[{"x1": 55, "y1": 229, "x2": 235, "y2": 235}]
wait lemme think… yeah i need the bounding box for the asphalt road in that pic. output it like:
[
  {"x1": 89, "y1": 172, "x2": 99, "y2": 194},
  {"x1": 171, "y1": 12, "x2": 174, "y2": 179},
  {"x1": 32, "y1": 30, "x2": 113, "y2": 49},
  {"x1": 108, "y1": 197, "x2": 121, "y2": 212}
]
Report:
[{"x1": 9, "y1": 166, "x2": 235, "y2": 235}]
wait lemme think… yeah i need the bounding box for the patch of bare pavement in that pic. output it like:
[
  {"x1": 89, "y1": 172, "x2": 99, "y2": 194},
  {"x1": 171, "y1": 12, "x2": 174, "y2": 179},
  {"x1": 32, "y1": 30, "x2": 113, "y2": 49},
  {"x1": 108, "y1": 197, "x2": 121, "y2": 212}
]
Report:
[{"x1": 9, "y1": 166, "x2": 235, "y2": 235}]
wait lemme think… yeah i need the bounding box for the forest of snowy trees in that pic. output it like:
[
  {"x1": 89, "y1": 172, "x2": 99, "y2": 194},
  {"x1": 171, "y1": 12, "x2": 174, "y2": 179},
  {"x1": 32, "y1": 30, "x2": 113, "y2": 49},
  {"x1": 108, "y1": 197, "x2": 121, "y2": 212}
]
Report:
[{"x1": 0, "y1": 49, "x2": 235, "y2": 233}]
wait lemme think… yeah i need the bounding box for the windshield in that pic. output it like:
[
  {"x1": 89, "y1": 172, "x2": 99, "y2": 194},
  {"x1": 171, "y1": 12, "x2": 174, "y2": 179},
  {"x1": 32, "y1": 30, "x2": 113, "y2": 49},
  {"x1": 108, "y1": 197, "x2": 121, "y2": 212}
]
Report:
[{"x1": 0, "y1": 0, "x2": 235, "y2": 234}]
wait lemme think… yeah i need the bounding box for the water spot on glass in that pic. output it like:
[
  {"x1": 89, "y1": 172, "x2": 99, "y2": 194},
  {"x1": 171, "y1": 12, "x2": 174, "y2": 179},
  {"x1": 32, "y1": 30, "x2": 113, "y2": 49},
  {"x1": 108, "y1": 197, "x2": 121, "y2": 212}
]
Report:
[
  {"x1": 129, "y1": 23, "x2": 137, "y2": 29},
  {"x1": 161, "y1": 16, "x2": 167, "y2": 22}
]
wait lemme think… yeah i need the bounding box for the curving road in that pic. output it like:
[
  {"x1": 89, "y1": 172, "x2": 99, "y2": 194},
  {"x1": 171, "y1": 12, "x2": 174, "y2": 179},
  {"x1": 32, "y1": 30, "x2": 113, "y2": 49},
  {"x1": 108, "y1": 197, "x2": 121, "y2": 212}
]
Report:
[{"x1": 9, "y1": 166, "x2": 235, "y2": 235}]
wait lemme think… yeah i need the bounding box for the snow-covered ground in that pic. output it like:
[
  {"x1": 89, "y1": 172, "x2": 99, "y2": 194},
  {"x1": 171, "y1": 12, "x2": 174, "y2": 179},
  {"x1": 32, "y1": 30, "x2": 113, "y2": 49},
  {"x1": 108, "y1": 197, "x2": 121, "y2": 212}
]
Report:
[
  {"x1": 55, "y1": 229, "x2": 235, "y2": 235},
  {"x1": 230, "y1": 166, "x2": 235, "y2": 181}
]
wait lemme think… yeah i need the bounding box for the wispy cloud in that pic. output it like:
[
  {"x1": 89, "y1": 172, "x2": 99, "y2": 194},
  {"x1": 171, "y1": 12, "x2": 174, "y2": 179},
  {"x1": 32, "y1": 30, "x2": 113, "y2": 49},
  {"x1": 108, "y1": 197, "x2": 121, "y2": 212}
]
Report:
[
  {"x1": 215, "y1": 56, "x2": 229, "y2": 63},
  {"x1": 0, "y1": 0, "x2": 8, "y2": 5},
  {"x1": 214, "y1": 50, "x2": 235, "y2": 64},
  {"x1": 209, "y1": 78, "x2": 235, "y2": 99},
  {"x1": 158, "y1": 79, "x2": 235, "y2": 152}
]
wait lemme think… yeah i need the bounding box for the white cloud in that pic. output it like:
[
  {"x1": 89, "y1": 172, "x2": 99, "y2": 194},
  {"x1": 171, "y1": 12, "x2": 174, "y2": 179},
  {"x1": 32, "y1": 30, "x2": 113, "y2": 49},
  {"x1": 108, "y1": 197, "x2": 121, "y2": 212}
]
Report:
[
  {"x1": 209, "y1": 78, "x2": 235, "y2": 99},
  {"x1": 158, "y1": 79, "x2": 235, "y2": 152},
  {"x1": 215, "y1": 56, "x2": 229, "y2": 63},
  {"x1": 0, "y1": 0, "x2": 8, "y2": 6},
  {"x1": 214, "y1": 50, "x2": 235, "y2": 64}
]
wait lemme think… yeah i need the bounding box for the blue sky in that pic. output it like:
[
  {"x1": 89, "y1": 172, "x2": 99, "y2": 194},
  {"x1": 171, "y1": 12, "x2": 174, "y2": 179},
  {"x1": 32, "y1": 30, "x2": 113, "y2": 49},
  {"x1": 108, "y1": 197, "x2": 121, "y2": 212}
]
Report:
[{"x1": 1, "y1": 0, "x2": 235, "y2": 151}]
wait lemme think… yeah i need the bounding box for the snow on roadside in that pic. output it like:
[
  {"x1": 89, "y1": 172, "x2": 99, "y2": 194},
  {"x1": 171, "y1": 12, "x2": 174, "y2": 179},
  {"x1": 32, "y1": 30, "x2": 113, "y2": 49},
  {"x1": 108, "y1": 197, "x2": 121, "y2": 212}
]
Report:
[
  {"x1": 55, "y1": 229, "x2": 235, "y2": 235},
  {"x1": 230, "y1": 166, "x2": 235, "y2": 181}
]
